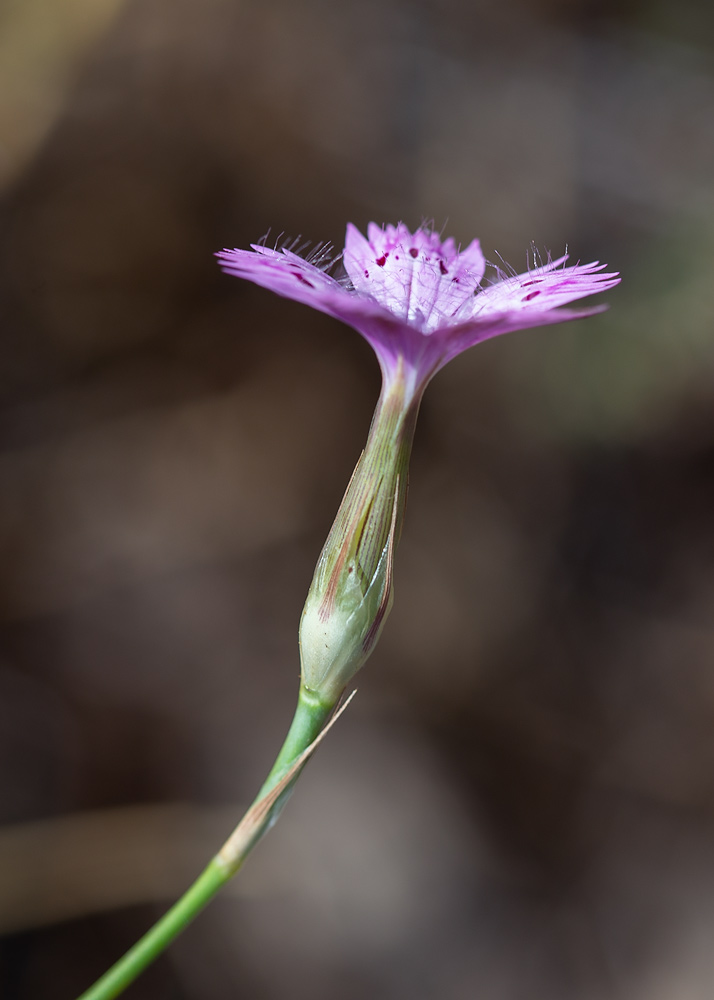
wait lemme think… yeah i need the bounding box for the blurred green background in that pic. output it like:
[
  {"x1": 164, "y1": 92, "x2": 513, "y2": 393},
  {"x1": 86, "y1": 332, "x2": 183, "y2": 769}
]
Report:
[{"x1": 2, "y1": 0, "x2": 714, "y2": 997}]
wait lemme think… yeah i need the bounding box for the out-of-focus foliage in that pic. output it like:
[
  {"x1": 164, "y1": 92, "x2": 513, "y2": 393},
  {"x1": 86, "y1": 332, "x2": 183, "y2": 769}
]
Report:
[{"x1": 2, "y1": 1, "x2": 714, "y2": 999}]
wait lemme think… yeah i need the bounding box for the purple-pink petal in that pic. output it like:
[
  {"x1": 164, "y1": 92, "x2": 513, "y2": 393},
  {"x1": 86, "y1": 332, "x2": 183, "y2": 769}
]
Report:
[
  {"x1": 343, "y1": 223, "x2": 486, "y2": 333},
  {"x1": 469, "y1": 258, "x2": 620, "y2": 321},
  {"x1": 216, "y1": 244, "x2": 396, "y2": 329}
]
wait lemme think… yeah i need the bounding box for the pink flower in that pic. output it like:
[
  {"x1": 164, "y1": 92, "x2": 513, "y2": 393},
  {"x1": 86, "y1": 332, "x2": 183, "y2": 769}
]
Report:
[
  {"x1": 217, "y1": 222, "x2": 619, "y2": 390},
  {"x1": 217, "y1": 223, "x2": 620, "y2": 705}
]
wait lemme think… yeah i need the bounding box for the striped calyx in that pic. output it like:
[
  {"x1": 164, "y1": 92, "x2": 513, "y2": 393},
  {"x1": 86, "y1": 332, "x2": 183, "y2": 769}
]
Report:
[{"x1": 299, "y1": 361, "x2": 421, "y2": 705}]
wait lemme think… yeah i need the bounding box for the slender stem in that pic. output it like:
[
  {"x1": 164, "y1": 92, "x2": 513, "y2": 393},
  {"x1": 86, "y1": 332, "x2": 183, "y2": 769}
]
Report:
[
  {"x1": 77, "y1": 685, "x2": 333, "y2": 1000},
  {"x1": 76, "y1": 861, "x2": 228, "y2": 1000},
  {"x1": 254, "y1": 686, "x2": 332, "y2": 800}
]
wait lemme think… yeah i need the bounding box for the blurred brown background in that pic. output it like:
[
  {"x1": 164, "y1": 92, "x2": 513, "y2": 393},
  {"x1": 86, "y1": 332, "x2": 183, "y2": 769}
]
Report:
[{"x1": 2, "y1": 0, "x2": 714, "y2": 997}]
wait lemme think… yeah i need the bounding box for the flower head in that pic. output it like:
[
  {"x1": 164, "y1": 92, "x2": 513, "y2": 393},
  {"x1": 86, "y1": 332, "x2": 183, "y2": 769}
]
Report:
[
  {"x1": 218, "y1": 223, "x2": 619, "y2": 706},
  {"x1": 217, "y1": 222, "x2": 619, "y2": 389}
]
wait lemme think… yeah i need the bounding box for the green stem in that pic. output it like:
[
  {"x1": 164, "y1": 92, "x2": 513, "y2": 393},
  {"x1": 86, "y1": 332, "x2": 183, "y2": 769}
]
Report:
[
  {"x1": 254, "y1": 685, "x2": 332, "y2": 800},
  {"x1": 77, "y1": 685, "x2": 333, "y2": 1000}
]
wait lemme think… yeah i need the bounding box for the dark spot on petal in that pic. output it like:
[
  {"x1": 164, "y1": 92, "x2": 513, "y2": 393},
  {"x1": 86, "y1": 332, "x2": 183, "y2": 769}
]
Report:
[
  {"x1": 395, "y1": 255, "x2": 400, "y2": 260},
  {"x1": 376, "y1": 255, "x2": 387, "y2": 267},
  {"x1": 364, "y1": 269, "x2": 369, "y2": 278},
  {"x1": 439, "y1": 260, "x2": 449, "y2": 275},
  {"x1": 452, "y1": 277, "x2": 460, "y2": 283},
  {"x1": 524, "y1": 290, "x2": 541, "y2": 300},
  {"x1": 522, "y1": 279, "x2": 541, "y2": 286},
  {"x1": 348, "y1": 567, "x2": 353, "y2": 574},
  {"x1": 293, "y1": 272, "x2": 314, "y2": 287},
  {"x1": 409, "y1": 247, "x2": 419, "y2": 258}
]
